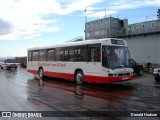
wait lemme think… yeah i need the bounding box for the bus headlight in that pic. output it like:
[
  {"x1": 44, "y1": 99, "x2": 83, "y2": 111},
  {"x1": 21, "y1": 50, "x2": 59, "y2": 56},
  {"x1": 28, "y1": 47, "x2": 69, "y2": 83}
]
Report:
[{"x1": 108, "y1": 73, "x2": 118, "y2": 77}]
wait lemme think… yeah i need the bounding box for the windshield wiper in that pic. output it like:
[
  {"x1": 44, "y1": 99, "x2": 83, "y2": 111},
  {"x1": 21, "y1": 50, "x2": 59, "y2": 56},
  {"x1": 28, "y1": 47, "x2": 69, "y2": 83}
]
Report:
[
  {"x1": 112, "y1": 64, "x2": 131, "y2": 69},
  {"x1": 112, "y1": 65, "x2": 124, "y2": 69}
]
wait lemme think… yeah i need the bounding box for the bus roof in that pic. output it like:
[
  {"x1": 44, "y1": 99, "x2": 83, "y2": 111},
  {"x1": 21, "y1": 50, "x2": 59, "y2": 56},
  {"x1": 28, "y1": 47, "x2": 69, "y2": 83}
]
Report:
[{"x1": 28, "y1": 38, "x2": 126, "y2": 51}]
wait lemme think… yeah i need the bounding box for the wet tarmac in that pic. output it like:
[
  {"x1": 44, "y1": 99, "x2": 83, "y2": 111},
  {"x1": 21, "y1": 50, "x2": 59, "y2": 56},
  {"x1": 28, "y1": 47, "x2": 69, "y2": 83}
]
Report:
[{"x1": 0, "y1": 67, "x2": 160, "y2": 120}]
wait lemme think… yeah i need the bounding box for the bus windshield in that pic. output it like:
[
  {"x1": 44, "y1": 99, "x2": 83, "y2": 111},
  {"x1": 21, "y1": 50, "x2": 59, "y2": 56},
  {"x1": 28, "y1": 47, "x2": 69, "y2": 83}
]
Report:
[{"x1": 102, "y1": 46, "x2": 131, "y2": 69}]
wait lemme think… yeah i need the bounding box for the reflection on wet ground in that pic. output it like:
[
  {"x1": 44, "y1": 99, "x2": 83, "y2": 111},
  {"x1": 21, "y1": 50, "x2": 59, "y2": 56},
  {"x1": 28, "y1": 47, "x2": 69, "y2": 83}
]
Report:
[
  {"x1": 26, "y1": 75, "x2": 160, "y2": 119},
  {"x1": 0, "y1": 68, "x2": 160, "y2": 119},
  {"x1": 27, "y1": 74, "x2": 160, "y2": 112}
]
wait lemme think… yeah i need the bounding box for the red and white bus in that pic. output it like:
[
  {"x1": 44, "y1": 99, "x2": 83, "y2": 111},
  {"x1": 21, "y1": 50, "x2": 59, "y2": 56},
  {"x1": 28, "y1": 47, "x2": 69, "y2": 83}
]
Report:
[{"x1": 27, "y1": 38, "x2": 134, "y2": 84}]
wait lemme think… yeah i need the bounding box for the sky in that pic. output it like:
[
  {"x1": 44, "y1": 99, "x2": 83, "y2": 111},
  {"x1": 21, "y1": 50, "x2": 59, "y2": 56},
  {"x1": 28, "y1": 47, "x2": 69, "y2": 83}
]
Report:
[{"x1": 0, "y1": 0, "x2": 160, "y2": 57}]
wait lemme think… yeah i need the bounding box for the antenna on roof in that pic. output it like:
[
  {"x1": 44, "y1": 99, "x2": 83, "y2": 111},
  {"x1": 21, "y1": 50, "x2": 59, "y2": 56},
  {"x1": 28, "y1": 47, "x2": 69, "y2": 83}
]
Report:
[{"x1": 65, "y1": 36, "x2": 84, "y2": 43}]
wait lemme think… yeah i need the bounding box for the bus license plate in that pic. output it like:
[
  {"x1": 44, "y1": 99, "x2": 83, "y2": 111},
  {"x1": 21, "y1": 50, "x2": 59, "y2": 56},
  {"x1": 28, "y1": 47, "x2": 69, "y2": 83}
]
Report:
[{"x1": 122, "y1": 77, "x2": 128, "y2": 80}]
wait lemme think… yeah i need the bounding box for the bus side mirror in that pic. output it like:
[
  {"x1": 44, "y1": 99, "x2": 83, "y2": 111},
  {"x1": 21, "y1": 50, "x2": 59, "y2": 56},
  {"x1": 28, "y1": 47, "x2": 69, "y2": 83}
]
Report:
[{"x1": 129, "y1": 59, "x2": 136, "y2": 67}]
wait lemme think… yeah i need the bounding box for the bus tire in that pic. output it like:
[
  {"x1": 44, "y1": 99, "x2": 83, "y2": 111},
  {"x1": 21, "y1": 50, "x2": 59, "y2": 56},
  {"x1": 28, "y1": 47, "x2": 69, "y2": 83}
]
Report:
[
  {"x1": 75, "y1": 71, "x2": 84, "y2": 84},
  {"x1": 155, "y1": 77, "x2": 160, "y2": 82},
  {"x1": 138, "y1": 69, "x2": 143, "y2": 76},
  {"x1": 38, "y1": 68, "x2": 44, "y2": 79}
]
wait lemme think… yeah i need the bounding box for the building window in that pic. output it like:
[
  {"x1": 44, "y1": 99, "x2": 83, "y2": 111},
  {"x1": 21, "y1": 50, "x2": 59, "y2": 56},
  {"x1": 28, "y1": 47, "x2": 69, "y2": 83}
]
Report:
[
  {"x1": 95, "y1": 31, "x2": 99, "y2": 36},
  {"x1": 87, "y1": 24, "x2": 90, "y2": 29},
  {"x1": 100, "y1": 20, "x2": 102, "y2": 25},
  {"x1": 96, "y1": 21, "x2": 98, "y2": 26},
  {"x1": 133, "y1": 25, "x2": 136, "y2": 30},
  {"x1": 113, "y1": 19, "x2": 117, "y2": 24},
  {"x1": 142, "y1": 24, "x2": 145, "y2": 29},
  {"x1": 105, "y1": 19, "x2": 108, "y2": 24},
  {"x1": 87, "y1": 32, "x2": 89, "y2": 37},
  {"x1": 127, "y1": 25, "x2": 131, "y2": 31},
  {"x1": 91, "y1": 22, "x2": 94, "y2": 27},
  {"x1": 151, "y1": 22, "x2": 155, "y2": 28}
]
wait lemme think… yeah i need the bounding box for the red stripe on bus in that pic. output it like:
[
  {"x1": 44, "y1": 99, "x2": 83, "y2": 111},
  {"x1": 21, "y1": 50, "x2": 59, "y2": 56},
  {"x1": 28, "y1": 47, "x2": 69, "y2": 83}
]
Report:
[
  {"x1": 27, "y1": 69, "x2": 134, "y2": 83},
  {"x1": 45, "y1": 71, "x2": 74, "y2": 80},
  {"x1": 27, "y1": 69, "x2": 74, "y2": 80},
  {"x1": 84, "y1": 75, "x2": 134, "y2": 83},
  {"x1": 27, "y1": 70, "x2": 38, "y2": 74}
]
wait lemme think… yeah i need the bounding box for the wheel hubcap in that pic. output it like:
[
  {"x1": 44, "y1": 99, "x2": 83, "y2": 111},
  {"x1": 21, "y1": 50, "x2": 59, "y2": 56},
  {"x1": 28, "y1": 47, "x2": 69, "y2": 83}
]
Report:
[
  {"x1": 77, "y1": 73, "x2": 82, "y2": 83},
  {"x1": 39, "y1": 69, "x2": 43, "y2": 78}
]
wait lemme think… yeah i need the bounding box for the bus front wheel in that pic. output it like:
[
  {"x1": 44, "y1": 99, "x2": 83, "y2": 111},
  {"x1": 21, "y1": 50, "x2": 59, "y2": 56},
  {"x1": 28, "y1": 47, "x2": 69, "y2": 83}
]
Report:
[
  {"x1": 75, "y1": 71, "x2": 84, "y2": 84},
  {"x1": 155, "y1": 77, "x2": 160, "y2": 82},
  {"x1": 38, "y1": 68, "x2": 44, "y2": 79}
]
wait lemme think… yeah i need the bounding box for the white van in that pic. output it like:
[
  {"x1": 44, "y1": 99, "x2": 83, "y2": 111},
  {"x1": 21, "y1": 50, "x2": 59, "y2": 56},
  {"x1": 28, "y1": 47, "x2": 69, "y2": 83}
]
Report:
[
  {"x1": 153, "y1": 68, "x2": 160, "y2": 82},
  {"x1": 0, "y1": 57, "x2": 19, "y2": 70}
]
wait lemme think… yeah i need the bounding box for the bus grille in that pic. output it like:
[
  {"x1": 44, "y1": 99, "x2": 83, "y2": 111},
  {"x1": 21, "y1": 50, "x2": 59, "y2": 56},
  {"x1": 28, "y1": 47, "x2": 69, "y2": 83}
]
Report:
[{"x1": 118, "y1": 73, "x2": 130, "y2": 76}]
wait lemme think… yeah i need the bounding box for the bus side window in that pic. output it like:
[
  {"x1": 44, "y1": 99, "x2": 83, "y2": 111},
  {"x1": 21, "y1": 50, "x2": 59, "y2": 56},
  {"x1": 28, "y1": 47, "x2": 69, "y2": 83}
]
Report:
[
  {"x1": 32, "y1": 51, "x2": 39, "y2": 61},
  {"x1": 68, "y1": 49, "x2": 74, "y2": 61},
  {"x1": 90, "y1": 48, "x2": 95, "y2": 62},
  {"x1": 64, "y1": 49, "x2": 69, "y2": 61},
  {"x1": 55, "y1": 48, "x2": 64, "y2": 61},
  {"x1": 47, "y1": 49, "x2": 55, "y2": 61},
  {"x1": 64, "y1": 48, "x2": 74, "y2": 62},
  {"x1": 28, "y1": 51, "x2": 32, "y2": 61},
  {"x1": 39, "y1": 50, "x2": 47, "y2": 61},
  {"x1": 88, "y1": 45, "x2": 101, "y2": 62},
  {"x1": 75, "y1": 47, "x2": 87, "y2": 62}
]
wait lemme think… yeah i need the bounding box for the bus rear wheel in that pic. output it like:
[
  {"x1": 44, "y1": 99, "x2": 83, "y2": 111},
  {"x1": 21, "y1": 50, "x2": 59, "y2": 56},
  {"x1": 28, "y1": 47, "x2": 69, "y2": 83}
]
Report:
[
  {"x1": 38, "y1": 68, "x2": 44, "y2": 79},
  {"x1": 75, "y1": 71, "x2": 84, "y2": 84}
]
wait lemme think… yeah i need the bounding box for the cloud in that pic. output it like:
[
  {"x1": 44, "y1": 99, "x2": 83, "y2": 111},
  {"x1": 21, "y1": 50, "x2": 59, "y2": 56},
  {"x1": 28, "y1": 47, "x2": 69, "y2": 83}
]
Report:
[
  {"x1": 0, "y1": 0, "x2": 159, "y2": 41},
  {"x1": 0, "y1": 19, "x2": 13, "y2": 35},
  {"x1": 0, "y1": 0, "x2": 60, "y2": 40},
  {"x1": 0, "y1": 0, "x2": 104, "y2": 40},
  {"x1": 84, "y1": 0, "x2": 160, "y2": 19},
  {"x1": 105, "y1": 0, "x2": 160, "y2": 10},
  {"x1": 86, "y1": 10, "x2": 117, "y2": 18}
]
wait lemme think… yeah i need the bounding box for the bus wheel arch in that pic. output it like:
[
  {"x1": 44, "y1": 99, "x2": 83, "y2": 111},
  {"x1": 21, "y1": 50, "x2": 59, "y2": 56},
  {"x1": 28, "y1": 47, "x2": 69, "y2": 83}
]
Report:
[
  {"x1": 38, "y1": 67, "x2": 44, "y2": 79},
  {"x1": 0, "y1": 66, "x2": 3, "y2": 69},
  {"x1": 74, "y1": 69, "x2": 84, "y2": 84}
]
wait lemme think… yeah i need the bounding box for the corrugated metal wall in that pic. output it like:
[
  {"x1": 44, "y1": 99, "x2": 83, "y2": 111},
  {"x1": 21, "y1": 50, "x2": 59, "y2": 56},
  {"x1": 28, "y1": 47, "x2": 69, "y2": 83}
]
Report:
[{"x1": 122, "y1": 34, "x2": 160, "y2": 65}]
